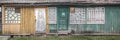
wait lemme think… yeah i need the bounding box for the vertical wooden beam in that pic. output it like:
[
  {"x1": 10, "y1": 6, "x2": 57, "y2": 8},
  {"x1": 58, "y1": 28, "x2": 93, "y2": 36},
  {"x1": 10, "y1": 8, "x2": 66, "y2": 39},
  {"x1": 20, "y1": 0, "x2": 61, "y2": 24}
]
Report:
[
  {"x1": 20, "y1": 7, "x2": 22, "y2": 34},
  {"x1": 31, "y1": 7, "x2": 35, "y2": 34},
  {"x1": 2, "y1": 5, "x2": 4, "y2": 24},
  {"x1": 2, "y1": 5, "x2": 5, "y2": 34},
  {"x1": 46, "y1": 6, "x2": 49, "y2": 33},
  {"x1": 21, "y1": 7, "x2": 25, "y2": 34}
]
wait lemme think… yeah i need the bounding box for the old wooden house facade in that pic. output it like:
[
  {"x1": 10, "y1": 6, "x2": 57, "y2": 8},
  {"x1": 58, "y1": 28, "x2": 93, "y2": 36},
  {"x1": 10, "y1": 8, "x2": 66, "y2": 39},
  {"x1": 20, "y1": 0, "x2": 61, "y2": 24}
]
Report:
[{"x1": 0, "y1": 0, "x2": 120, "y2": 35}]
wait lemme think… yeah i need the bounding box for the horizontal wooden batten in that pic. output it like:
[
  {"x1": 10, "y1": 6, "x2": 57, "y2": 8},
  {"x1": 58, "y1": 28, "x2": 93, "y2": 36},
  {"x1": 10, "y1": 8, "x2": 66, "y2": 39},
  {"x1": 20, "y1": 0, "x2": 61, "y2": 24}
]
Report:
[{"x1": 0, "y1": 0, "x2": 120, "y2": 4}]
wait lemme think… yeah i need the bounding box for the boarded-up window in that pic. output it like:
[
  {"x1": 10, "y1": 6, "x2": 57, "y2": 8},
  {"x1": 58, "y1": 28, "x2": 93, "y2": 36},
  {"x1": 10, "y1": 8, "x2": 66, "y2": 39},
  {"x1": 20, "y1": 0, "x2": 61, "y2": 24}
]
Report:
[
  {"x1": 48, "y1": 7, "x2": 57, "y2": 24},
  {"x1": 70, "y1": 7, "x2": 105, "y2": 24},
  {"x1": 5, "y1": 7, "x2": 20, "y2": 23}
]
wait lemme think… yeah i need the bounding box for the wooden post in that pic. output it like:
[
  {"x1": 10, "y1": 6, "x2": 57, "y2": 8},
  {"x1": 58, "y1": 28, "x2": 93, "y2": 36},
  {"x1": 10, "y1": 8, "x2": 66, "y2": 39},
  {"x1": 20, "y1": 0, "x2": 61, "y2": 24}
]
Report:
[{"x1": 2, "y1": 5, "x2": 5, "y2": 34}]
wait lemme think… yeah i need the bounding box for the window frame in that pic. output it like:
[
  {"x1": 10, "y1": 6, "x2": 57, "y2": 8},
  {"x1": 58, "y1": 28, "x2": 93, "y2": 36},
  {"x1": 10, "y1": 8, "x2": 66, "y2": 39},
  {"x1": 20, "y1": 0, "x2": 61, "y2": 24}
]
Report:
[
  {"x1": 69, "y1": 7, "x2": 105, "y2": 24},
  {"x1": 3, "y1": 6, "x2": 21, "y2": 24}
]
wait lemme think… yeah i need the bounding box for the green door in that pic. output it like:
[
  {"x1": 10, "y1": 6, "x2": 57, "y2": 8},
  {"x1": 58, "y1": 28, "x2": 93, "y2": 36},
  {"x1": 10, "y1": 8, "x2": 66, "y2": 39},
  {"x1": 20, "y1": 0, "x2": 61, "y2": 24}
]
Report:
[{"x1": 57, "y1": 7, "x2": 69, "y2": 30}]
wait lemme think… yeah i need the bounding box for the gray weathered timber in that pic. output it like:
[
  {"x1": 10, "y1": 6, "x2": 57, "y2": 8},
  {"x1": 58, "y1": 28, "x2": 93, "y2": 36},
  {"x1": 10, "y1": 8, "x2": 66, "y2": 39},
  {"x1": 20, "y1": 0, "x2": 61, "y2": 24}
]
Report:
[{"x1": 0, "y1": 0, "x2": 120, "y2": 4}]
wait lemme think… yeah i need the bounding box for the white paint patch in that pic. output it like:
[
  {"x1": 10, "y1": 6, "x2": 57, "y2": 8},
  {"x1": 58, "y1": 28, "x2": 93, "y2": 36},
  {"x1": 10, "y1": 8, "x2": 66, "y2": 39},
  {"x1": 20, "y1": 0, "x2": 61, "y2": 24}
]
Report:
[{"x1": 35, "y1": 8, "x2": 46, "y2": 33}]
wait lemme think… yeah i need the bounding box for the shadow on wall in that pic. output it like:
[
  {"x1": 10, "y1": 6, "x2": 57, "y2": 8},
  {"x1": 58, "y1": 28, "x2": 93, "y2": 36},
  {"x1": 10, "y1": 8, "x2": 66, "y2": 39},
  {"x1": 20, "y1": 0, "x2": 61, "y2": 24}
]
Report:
[{"x1": 0, "y1": 6, "x2": 2, "y2": 35}]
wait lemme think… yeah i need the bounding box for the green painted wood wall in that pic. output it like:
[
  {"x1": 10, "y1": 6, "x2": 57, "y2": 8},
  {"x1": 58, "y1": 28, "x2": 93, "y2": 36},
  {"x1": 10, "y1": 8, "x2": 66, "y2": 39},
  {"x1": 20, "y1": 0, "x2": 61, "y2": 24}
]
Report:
[{"x1": 48, "y1": 6, "x2": 120, "y2": 34}]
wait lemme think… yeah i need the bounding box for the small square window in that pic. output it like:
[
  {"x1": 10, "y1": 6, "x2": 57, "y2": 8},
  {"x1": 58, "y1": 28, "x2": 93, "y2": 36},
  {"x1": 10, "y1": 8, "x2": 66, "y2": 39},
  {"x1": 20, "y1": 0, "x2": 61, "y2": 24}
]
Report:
[
  {"x1": 15, "y1": 8, "x2": 20, "y2": 13},
  {"x1": 5, "y1": 7, "x2": 21, "y2": 23}
]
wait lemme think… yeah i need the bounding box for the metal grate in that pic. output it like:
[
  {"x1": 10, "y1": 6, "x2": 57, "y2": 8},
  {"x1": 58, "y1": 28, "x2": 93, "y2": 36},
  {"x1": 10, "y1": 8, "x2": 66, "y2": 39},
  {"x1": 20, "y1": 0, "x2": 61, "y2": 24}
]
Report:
[
  {"x1": 69, "y1": 7, "x2": 105, "y2": 24},
  {"x1": 48, "y1": 7, "x2": 57, "y2": 24},
  {"x1": 5, "y1": 7, "x2": 20, "y2": 23},
  {"x1": 69, "y1": 7, "x2": 105, "y2": 34},
  {"x1": 87, "y1": 7, "x2": 105, "y2": 24},
  {"x1": 48, "y1": 7, "x2": 57, "y2": 33}
]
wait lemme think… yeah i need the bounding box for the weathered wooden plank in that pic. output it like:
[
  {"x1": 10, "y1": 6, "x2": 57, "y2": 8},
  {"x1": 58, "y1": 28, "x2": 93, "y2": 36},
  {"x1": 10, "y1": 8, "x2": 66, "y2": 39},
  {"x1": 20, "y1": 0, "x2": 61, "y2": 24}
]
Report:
[
  {"x1": 20, "y1": 6, "x2": 48, "y2": 34},
  {"x1": 0, "y1": 0, "x2": 120, "y2": 4},
  {"x1": 2, "y1": 24, "x2": 20, "y2": 34},
  {"x1": 46, "y1": 7, "x2": 49, "y2": 33},
  {"x1": 2, "y1": 5, "x2": 21, "y2": 34},
  {"x1": 1, "y1": 6, "x2": 37, "y2": 35},
  {"x1": 20, "y1": 6, "x2": 38, "y2": 34},
  {"x1": 2, "y1": 5, "x2": 5, "y2": 24}
]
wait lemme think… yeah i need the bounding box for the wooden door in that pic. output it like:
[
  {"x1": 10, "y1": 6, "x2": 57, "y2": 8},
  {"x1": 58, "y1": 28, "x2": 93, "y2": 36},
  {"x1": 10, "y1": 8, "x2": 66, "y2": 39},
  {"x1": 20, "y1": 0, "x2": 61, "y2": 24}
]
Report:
[
  {"x1": 57, "y1": 7, "x2": 69, "y2": 30},
  {"x1": 35, "y1": 8, "x2": 46, "y2": 33}
]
